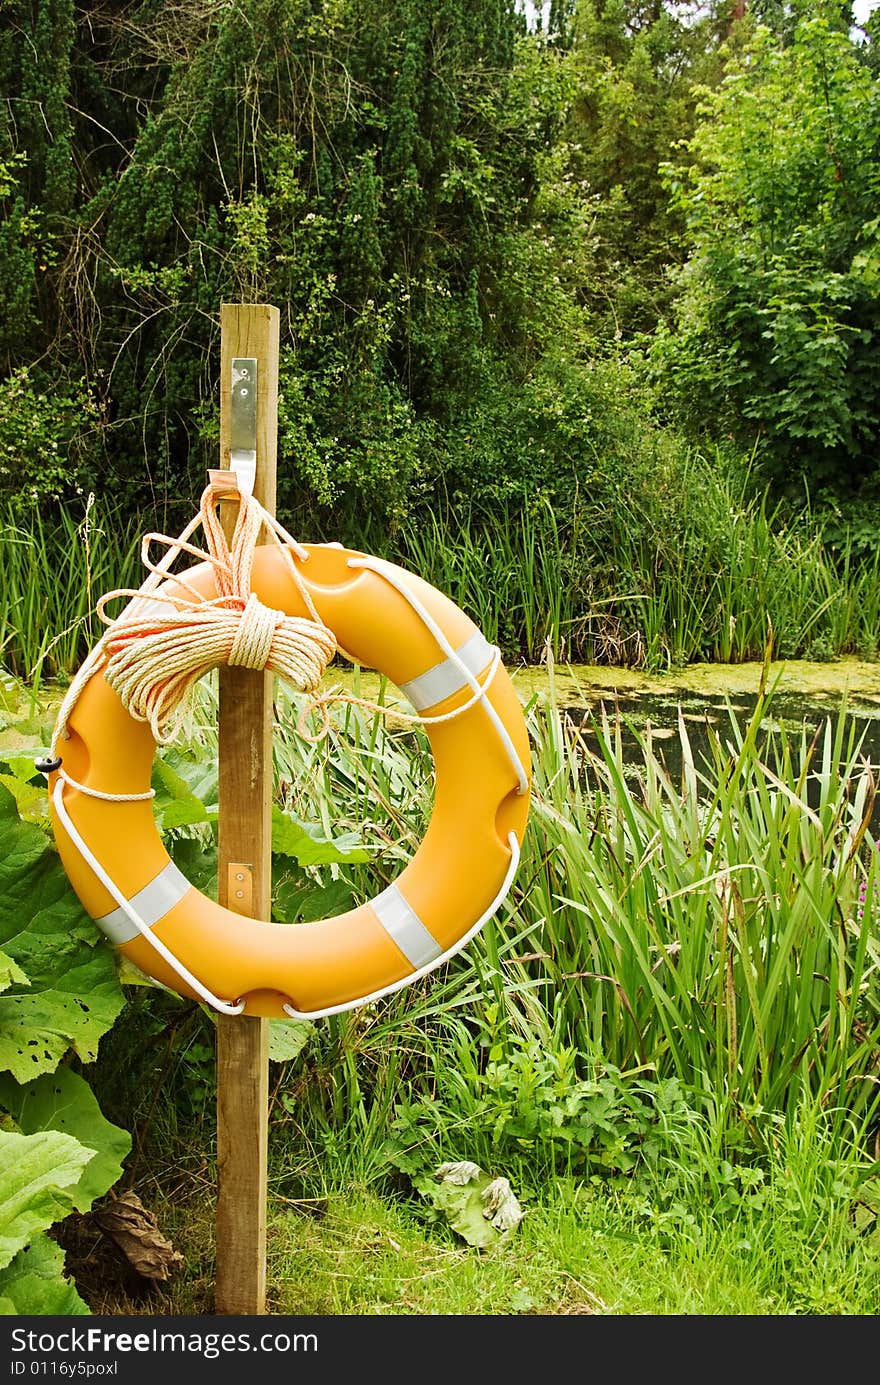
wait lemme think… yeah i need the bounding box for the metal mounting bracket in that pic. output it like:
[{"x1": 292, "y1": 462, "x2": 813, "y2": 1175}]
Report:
[{"x1": 229, "y1": 357, "x2": 257, "y2": 496}]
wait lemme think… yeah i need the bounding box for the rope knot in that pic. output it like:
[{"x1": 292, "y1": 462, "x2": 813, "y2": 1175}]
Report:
[{"x1": 228, "y1": 593, "x2": 283, "y2": 670}]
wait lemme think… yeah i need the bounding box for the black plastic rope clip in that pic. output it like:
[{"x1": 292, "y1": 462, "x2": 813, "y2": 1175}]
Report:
[{"x1": 34, "y1": 755, "x2": 63, "y2": 776}]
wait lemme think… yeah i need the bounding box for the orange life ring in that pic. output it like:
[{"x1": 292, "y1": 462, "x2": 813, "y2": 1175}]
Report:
[{"x1": 46, "y1": 543, "x2": 531, "y2": 1019}]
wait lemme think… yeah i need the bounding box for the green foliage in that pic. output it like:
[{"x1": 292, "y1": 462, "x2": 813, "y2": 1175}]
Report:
[
  {"x1": 59, "y1": 663, "x2": 880, "y2": 1308},
  {"x1": 512, "y1": 686, "x2": 880, "y2": 1127},
  {"x1": 0, "y1": 783, "x2": 126, "y2": 1080},
  {"x1": 651, "y1": 15, "x2": 880, "y2": 494},
  {"x1": 268, "y1": 1019, "x2": 312, "y2": 1064},
  {"x1": 0, "y1": 1068, "x2": 128, "y2": 1311},
  {"x1": 151, "y1": 753, "x2": 217, "y2": 833},
  {"x1": 0, "y1": 154, "x2": 44, "y2": 366},
  {"x1": 0, "y1": 1233, "x2": 89, "y2": 1316},
  {"x1": 397, "y1": 443, "x2": 880, "y2": 668},
  {"x1": 0, "y1": 0, "x2": 722, "y2": 532},
  {"x1": 265, "y1": 1153, "x2": 880, "y2": 1313},
  {"x1": 389, "y1": 1013, "x2": 691, "y2": 1177},
  {"x1": 0, "y1": 1068, "x2": 130, "y2": 1214},
  {"x1": 0, "y1": 1129, "x2": 92, "y2": 1270},
  {"x1": 221, "y1": 678, "x2": 880, "y2": 1200},
  {"x1": 0, "y1": 781, "x2": 130, "y2": 1313},
  {"x1": 559, "y1": 0, "x2": 730, "y2": 341},
  {"x1": 1, "y1": 0, "x2": 876, "y2": 533},
  {"x1": 0, "y1": 368, "x2": 99, "y2": 511},
  {"x1": 0, "y1": 495, "x2": 143, "y2": 685},
  {"x1": 0, "y1": 0, "x2": 551, "y2": 516},
  {"x1": 6, "y1": 407, "x2": 879, "y2": 681},
  {"x1": 404, "y1": 1161, "x2": 521, "y2": 1248},
  {"x1": 0, "y1": 0, "x2": 77, "y2": 373},
  {"x1": 271, "y1": 809, "x2": 374, "y2": 866}
]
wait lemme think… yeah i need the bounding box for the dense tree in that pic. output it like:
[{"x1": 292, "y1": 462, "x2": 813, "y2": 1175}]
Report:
[
  {"x1": 554, "y1": 0, "x2": 732, "y2": 341},
  {"x1": 2, "y1": 0, "x2": 877, "y2": 528},
  {"x1": 0, "y1": 0, "x2": 77, "y2": 370},
  {"x1": 650, "y1": 11, "x2": 880, "y2": 497}
]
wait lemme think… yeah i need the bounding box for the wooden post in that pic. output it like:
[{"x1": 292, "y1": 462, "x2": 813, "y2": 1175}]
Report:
[{"x1": 214, "y1": 303, "x2": 280, "y2": 1315}]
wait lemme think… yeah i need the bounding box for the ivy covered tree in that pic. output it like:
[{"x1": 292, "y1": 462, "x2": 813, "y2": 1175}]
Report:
[
  {"x1": 0, "y1": 0, "x2": 78, "y2": 369},
  {"x1": 3, "y1": 0, "x2": 569, "y2": 522},
  {"x1": 5, "y1": 0, "x2": 876, "y2": 536}
]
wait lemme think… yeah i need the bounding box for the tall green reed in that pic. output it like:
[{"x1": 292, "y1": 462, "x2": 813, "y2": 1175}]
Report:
[
  {"x1": 1, "y1": 458, "x2": 877, "y2": 678},
  {"x1": 390, "y1": 466, "x2": 880, "y2": 670},
  {"x1": 0, "y1": 496, "x2": 143, "y2": 687},
  {"x1": 507, "y1": 671, "x2": 880, "y2": 1134},
  {"x1": 389, "y1": 497, "x2": 585, "y2": 665},
  {"x1": 241, "y1": 669, "x2": 880, "y2": 1171},
  {"x1": 93, "y1": 653, "x2": 880, "y2": 1191}
]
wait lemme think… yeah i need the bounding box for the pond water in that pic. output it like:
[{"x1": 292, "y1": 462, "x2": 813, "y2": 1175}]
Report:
[{"x1": 511, "y1": 656, "x2": 880, "y2": 832}]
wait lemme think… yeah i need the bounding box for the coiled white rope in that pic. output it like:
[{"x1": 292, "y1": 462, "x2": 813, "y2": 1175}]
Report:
[
  {"x1": 100, "y1": 593, "x2": 335, "y2": 745},
  {"x1": 53, "y1": 481, "x2": 334, "y2": 749}
]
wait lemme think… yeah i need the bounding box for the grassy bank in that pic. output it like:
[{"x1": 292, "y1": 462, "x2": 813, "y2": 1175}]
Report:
[{"x1": 78, "y1": 1165, "x2": 880, "y2": 1316}]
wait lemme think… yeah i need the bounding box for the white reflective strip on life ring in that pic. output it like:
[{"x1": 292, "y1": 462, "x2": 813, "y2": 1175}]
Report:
[
  {"x1": 371, "y1": 884, "x2": 443, "y2": 969},
  {"x1": 282, "y1": 832, "x2": 521, "y2": 1022},
  {"x1": 94, "y1": 860, "x2": 191, "y2": 945},
  {"x1": 400, "y1": 630, "x2": 494, "y2": 712}
]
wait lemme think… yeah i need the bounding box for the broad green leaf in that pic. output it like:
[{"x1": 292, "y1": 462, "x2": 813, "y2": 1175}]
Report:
[
  {"x1": 156, "y1": 798, "x2": 214, "y2": 831},
  {"x1": 116, "y1": 957, "x2": 171, "y2": 989},
  {"x1": 151, "y1": 757, "x2": 216, "y2": 830},
  {"x1": 0, "y1": 967, "x2": 126, "y2": 1083},
  {"x1": 168, "y1": 836, "x2": 218, "y2": 897},
  {"x1": 0, "y1": 783, "x2": 51, "y2": 916},
  {"x1": 157, "y1": 747, "x2": 219, "y2": 811},
  {"x1": 271, "y1": 808, "x2": 371, "y2": 864},
  {"x1": 0, "y1": 1233, "x2": 88, "y2": 1315},
  {"x1": 412, "y1": 1163, "x2": 499, "y2": 1248},
  {"x1": 268, "y1": 1019, "x2": 312, "y2": 1063},
  {"x1": 0, "y1": 1128, "x2": 93, "y2": 1269},
  {"x1": 274, "y1": 874, "x2": 355, "y2": 923},
  {"x1": 0, "y1": 951, "x2": 28, "y2": 994},
  {"x1": 0, "y1": 1068, "x2": 130, "y2": 1212},
  {"x1": 0, "y1": 755, "x2": 48, "y2": 783},
  {"x1": 0, "y1": 784, "x2": 125, "y2": 1080},
  {"x1": 0, "y1": 770, "x2": 46, "y2": 819},
  {"x1": 411, "y1": 1163, "x2": 523, "y2": 1248}
]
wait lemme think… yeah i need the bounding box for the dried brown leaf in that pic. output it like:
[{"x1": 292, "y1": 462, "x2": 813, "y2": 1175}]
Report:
[{"x1": 94, "y1": 1191, "x2": 183, "y2": 1282}]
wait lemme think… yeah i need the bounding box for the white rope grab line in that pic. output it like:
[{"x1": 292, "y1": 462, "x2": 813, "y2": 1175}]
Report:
[
  {"x1": 57, "y1": 768, "x2": 155, "y2": 803},
  {"x1": 51, "y1": 777, "x2": 246, "y2": 1017},
  {"x1": 297, "y1": 643, "x2": 506, "y2": 742},
  {"x1": 281, "y1": 831, "x2": 522, "y2": 1021}
]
